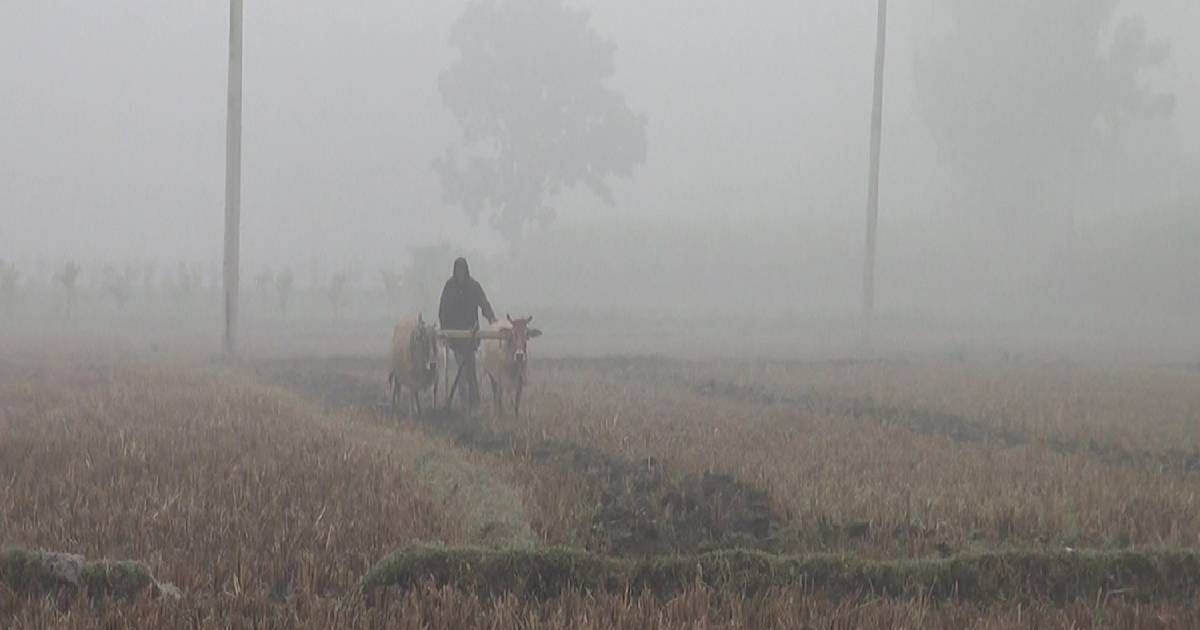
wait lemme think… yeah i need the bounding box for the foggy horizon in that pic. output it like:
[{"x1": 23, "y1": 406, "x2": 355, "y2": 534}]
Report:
[{"x1": 3, "y1": 0, "x2": 1199, "y2": 358}]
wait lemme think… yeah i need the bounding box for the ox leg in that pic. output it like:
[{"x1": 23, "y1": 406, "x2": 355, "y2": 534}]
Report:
[
  {"x1": 389, "y1": 373, "x2": 398, "y2": 418},
  {"x1": 489, "y1": 375, "x2": 502, "y2": 416},
  {"x1": 442, "y1": 346, "x2": 450, "y2": 403},
  {"x1": 413, "y1": 389, "x2": 422, "y2": 418},
  {"x1": 514, "y1": 385, "x2": 522, "y2": 419},
  {"x1": 446, "y1": 361, "x2": 467, "y2": 413}
]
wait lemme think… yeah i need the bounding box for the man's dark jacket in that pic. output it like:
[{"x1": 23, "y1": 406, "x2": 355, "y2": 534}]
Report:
[{"x1": 438, "y1": 258, "x2": 496, "y2": 332}]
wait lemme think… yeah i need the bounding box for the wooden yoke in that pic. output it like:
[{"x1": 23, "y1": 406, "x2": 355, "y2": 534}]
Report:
[
  {"x1": 437, "y1": 328, "x2": 510, "y2": 412},
  {"x1": 437, "y1": 330, "x2": 510, "y2": 341}
]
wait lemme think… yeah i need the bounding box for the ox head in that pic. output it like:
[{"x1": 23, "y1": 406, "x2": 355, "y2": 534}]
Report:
[
  {"x1": 413, "y1": 314, "x2": 438, "y2": 372},
  {"x1": 505, "y1": 314, "x2": 542, "y2": 365}
]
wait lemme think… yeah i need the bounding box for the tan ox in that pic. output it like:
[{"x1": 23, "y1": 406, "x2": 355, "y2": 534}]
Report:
[
  {"x1": 482, "y1": 315, "x2": 542, "y2": 418},
  {"x1": 389, "y1": 315, "x2": 438, "y2": 417}
]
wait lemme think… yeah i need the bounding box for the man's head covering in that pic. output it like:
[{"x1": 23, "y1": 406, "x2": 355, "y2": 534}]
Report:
[{"x1": 453, "y1": 257, "x2": 469, "y2": 280}]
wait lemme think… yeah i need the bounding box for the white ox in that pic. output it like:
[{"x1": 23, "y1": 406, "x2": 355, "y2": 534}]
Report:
[
  {"x1": 482, "y1": 315, "x2": 542, "y2": 418},
  {"x1": 388, "y1": 315, "x2": 438, "y2": 417}
]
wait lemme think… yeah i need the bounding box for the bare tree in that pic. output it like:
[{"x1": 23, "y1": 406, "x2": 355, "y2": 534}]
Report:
[
  {"x1": 33, "y1": 261, "x2": 51, "y2": 293},
  {"x1": 54, "y1": 261, "x2": 82, "y2": 321},
  {"x1": 101, "y1": 265, "x2": 138, "y2": 312},
  {"x1": 307, "y1": 257, "x2": 324, "y2": 292},
  {"x1": 405, "y1": 243, "x2": 456, "y2": 313},
  {"x1": 380, "y1": 269, "x2": 404, "y2": 309},
  {"x1": 0, "y1": 260, "x2": 22, "y2": 320},
  {"x1": 170, "y1": 262, "x2": 201, "y2": 312},
  {"x1": 140, "y1": 260, "x2": 159, "y2": 304},
  {"x1": 254, "y1": 267, "x2": 274, "y2": 305},
  {"x1": 274, "y1": 267, "x2": 294, "y2": 318},
  {"x1": 206, "y1": 263, "x2": 221, "y2": 302},
  {"x1": 327, "y1": 272, "x2": 349, "y2": 320}
]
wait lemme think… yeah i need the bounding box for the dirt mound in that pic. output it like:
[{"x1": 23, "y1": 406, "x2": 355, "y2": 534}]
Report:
[{"x1": 433, "y1": 414, "x2": 783, "y2": 556}]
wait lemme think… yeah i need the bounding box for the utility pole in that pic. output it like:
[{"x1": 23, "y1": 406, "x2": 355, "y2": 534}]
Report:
[
  {"x1": 223, "y1": 0, "x2": 244, "y2": 357},
  {"x1": 862, "y1": 0, "x2": 887, "y2": 346}
]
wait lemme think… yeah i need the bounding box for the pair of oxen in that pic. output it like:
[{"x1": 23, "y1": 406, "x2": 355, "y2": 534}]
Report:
[{"x1": 388, "y1": 315, "x2": 541, "y2": 418}]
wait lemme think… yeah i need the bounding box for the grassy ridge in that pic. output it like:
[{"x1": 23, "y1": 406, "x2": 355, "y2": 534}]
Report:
[
  {"x1": 364, "y1": 545, "x2": 1200, "y2": 603},
  {"x1": 0, "y1": 547, "x2": 174, "y2": 599}
]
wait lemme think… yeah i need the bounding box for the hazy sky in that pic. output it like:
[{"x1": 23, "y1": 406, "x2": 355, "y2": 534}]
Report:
[{"x1": 2, "y1": 0, "x2": 1197, "y2": 272}]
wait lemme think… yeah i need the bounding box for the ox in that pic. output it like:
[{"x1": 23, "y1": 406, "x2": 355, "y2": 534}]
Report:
[
  {"x1": 482, "y1": 315, "x2": 542, "y2": 418},
  {"x1": 388, "y1": 315, "x2": 438, "y2": 417}
]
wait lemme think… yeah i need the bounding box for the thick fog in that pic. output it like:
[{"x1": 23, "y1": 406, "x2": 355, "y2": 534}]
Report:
[{"x1": 2, "y1": 0, "x2": 1198, "y2": 358}]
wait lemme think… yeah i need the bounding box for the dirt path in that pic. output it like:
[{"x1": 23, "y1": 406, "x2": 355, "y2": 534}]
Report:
[
  {"x1": 248, "y1": 361, "x2": 539, "y2": 550},
  {"x1": 330, "y1": 418, "x2": 539, "y2": 550}
]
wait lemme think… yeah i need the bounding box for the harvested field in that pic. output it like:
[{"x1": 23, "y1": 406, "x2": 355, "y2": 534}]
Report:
[{"x1": 3, "y1": 352, "x2": 1200, "y2": 627}]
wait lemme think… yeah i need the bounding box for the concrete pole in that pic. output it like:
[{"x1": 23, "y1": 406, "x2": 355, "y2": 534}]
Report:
[
  {"x1": 223, "y1": 0, "x2": 243, "y2": 357},
  {"x1": 862, "y1": 0, "x2": 887, "y2": 346}
]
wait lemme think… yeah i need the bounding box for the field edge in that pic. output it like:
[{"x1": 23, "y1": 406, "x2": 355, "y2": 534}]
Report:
[{"x1": 362, "y1": 545, "x2": 1200, "y2": 603}]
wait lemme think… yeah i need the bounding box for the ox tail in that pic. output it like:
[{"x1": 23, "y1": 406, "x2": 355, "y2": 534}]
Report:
[{"x1": 387, "y1": 370, "x2": 402, "y2": 418}]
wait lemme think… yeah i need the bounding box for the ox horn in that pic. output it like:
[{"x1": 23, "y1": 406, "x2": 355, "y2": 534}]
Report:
[{"x1": 506, "y1": 314, "x2": 513, "y2": 324}]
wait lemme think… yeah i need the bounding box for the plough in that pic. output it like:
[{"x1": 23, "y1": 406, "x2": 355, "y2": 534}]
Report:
[{"x1": 435, "y1": 328, "x2": 509, "y2": 412}]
